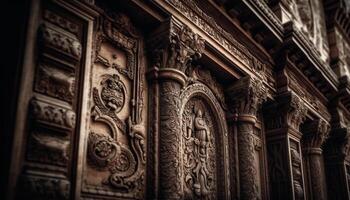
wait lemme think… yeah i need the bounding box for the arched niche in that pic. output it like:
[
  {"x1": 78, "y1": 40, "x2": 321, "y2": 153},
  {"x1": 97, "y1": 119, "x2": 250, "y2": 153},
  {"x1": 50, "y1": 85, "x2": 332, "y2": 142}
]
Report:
[{"x1": 179, "y1": 83, "x2": 230, "y2": 199}]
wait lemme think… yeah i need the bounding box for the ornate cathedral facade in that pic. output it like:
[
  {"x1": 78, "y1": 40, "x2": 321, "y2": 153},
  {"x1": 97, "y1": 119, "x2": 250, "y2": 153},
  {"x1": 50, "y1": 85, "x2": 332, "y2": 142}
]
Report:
[{"x1": 2, "y1": 0, "x2": 350, "y2": 199}]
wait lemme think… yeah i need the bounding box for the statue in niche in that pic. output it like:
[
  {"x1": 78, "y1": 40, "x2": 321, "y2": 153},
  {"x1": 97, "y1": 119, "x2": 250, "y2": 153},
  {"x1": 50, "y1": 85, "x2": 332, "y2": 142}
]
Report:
[{"x1": 184, "y1": 106, "x2": 215, "y2": 199}]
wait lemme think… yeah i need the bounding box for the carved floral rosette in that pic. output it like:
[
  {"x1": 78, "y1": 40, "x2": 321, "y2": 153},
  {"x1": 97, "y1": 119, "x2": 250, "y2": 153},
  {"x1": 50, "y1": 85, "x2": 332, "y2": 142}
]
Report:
[{"x1": 179, "y1": 83, "x2": 230, "y2": 199}]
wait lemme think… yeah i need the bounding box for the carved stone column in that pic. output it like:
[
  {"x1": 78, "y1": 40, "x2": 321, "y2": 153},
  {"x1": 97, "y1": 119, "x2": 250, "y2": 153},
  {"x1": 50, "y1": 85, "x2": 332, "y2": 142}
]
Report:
[
  {"x1": 264, "y1": 92, "x2": 308, "y2": 200},
  {"x1": 301, "y1": 119, "x2": 330, "y2": 200},
  {"x1": 147, "y1": 17, "x2": 205, "y2": 199},
  {"x1": 324, "y1": 101, "x2": 350, "y2": 200},
  {"x1": 227, "y1": 77, "x2": 267, "y2": 200}
]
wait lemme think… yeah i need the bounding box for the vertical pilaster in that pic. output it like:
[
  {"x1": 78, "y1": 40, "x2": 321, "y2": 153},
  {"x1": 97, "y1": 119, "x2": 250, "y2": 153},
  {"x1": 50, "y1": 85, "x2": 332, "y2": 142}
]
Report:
[
  {"x1": 227, "y1": 76, "x2": 267, "y2": 200},
  {"x1": 324, "y1": 102, "x2": 350, "y2": 200},
  {"x1": 301, "y1": 119, "x2": 330, "y2": 200},
  {"x1": 264, "y1": 92, "x2": 308, "y2": 200}
]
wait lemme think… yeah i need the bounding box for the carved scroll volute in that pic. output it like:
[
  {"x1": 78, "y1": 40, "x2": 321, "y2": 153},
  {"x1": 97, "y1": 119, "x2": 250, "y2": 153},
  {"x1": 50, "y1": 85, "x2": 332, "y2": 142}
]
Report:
[
  {"x1": 147, "y1": 18, "x2": 205, "y2": 199},
  {"x1": 226, "y1": 76, "x2": 267, "y2": 200}
]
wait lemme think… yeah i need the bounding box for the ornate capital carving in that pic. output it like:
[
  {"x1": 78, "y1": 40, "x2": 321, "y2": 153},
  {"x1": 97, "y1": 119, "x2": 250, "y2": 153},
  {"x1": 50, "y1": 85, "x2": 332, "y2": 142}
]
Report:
[
  {"x1": 287, "y1": 94, "x2": 308, "y2": 129},
  {"x1": 148, "y1": 17, "x2": 205, "y2": 83},
  {"x1": 302, "y1": 119, "x2": 330, "y2": 149},
  {"x1": 227, "y1": 76, "x2": 267, "y2": 119},
  {"x1": 264, "y1": 92, "x2": 308, "y2": 131}
]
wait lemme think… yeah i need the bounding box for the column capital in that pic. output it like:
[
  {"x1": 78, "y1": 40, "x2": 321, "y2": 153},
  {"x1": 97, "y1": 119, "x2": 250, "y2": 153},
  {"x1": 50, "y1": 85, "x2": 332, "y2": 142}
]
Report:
[
  {"x1": 265, "y1": 92, "x2": 308, "y2": 131},
  {"x1": 227, "y1": 76, "x2": 267, "y2": 121},
  {"x1": 147, "y1": 17, "x2": 205, "y2": 86},
  {"x1": 302, "y1": 119, "x2": 330, "y2": 149}
]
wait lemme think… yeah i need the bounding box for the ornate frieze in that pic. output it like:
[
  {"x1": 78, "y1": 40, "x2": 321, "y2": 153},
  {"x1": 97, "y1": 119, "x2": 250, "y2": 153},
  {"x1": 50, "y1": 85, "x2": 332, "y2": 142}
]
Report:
[
  {"x1": 287, "y1": 0, "x2": 329, "y2": 63},
  {"x1": 164, "y1": 0, "x2": 269, "y2": 81},
  {"x1": 288, "y1": 72, "x2": 331, "y2": 121},
  {"x1": 43, "y1": 10, "x2": 79, "y2": 35}
]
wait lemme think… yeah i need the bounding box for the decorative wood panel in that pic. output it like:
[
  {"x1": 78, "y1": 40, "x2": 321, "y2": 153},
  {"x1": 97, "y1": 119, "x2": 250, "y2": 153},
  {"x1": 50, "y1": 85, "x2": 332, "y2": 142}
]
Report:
[{"x1": 80, "y1": 11, "x2": 146, "y2": 199}]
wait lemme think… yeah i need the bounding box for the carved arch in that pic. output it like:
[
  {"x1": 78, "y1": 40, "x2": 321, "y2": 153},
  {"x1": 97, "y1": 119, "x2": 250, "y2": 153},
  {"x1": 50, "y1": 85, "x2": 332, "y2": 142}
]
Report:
[{"x1": 179, "y1": 83, "x2": 230, "y2": 199}]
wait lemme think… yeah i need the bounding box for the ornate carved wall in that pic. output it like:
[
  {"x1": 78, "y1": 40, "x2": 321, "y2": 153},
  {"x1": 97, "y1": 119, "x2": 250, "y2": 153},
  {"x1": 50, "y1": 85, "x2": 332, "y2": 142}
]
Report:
[{"x1": 3, "y1": 0, "x2": 350, "y2": 200}]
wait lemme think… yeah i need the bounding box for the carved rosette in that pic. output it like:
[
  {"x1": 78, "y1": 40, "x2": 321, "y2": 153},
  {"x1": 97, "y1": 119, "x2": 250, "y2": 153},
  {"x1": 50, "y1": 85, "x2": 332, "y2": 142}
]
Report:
[{"x1": 227, "y1": 76, "x2": 267, "y2": 200}]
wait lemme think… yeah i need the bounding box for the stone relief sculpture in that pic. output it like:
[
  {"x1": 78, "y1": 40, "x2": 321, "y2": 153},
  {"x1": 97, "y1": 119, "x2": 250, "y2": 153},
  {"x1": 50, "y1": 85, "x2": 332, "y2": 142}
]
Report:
[{"x1": 183, "y1": 103, "x2": 216, "y2": 199}]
